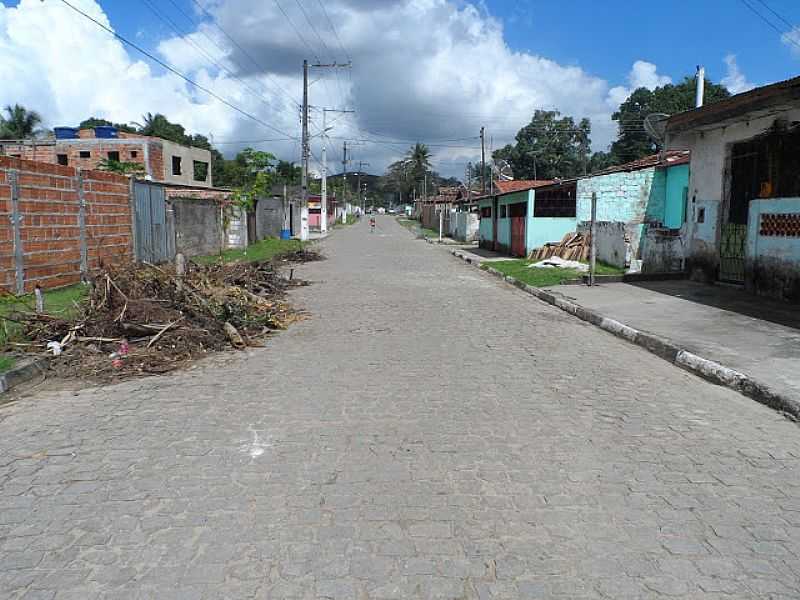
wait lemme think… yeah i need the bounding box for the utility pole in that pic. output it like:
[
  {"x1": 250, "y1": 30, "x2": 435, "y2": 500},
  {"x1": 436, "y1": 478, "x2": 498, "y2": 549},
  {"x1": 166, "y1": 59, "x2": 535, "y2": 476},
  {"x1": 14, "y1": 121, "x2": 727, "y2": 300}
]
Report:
[
  {"x1": 321, "y1": 108, "x2": 354, "y2": 228},
  {"x1": 357, "y1": 160, "x2": 370, "y2": 214},
  {"x1": 300, "y1": 59, "x2": 310, "y2": 241},
  {"x1": 480, "y1": 126, "x2": 486, "y2": 194},
  {"x1": 342, "y1": 141, "x2": 348, "y2": 212}
]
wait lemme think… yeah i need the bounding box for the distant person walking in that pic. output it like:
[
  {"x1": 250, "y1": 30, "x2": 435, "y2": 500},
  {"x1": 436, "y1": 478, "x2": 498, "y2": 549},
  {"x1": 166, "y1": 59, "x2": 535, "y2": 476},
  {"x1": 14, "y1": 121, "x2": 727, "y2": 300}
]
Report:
[{"x1": 369, "y1": 216, "x2": 376, "y2": 233}]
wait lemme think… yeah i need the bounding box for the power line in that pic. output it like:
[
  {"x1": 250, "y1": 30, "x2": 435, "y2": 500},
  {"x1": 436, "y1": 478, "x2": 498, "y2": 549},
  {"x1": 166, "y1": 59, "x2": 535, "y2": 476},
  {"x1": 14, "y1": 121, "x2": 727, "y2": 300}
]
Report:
[
  {"x1": 139, "y1": 0, "x2": 289, "y2": 117},
  {"x1": 188, "y1": 0, "x2": 301, "y2": 108},
  {"x1": 754, "y1": 0, "x2": 795, "y2": 29},
  {"x1": 317, "y1": 0, "x2": 351, "y2": 63},
  {"x1": 739, "y1": 0, "x2": 800, "y2": 50},
  {"x1": 59, "y1": 0, "x2": 298, "y2": 140},
  {"x1": 294, "y1": 0, "x2": 334, "y2": 60},
  {"x1": 273, "y1": 0, "x2": 321, "y2": 63}
]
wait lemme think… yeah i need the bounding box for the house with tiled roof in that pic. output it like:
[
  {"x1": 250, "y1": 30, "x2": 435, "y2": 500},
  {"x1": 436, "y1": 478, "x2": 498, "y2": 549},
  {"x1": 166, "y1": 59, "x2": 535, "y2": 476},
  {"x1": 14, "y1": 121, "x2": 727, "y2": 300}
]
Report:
[{"x1": 475, "y1": 153, "x2": 691, "y2": 266}]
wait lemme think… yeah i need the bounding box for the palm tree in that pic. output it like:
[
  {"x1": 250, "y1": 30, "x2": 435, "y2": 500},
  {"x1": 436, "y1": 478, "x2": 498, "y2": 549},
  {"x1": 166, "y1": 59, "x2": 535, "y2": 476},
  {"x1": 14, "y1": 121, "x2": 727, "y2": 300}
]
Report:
[
  {"x1": 406, "y1": 142, "x2": 432, "y2": 178},
  {"x1": 0, "y1": 104, "x2": 43, "y2": 139}
]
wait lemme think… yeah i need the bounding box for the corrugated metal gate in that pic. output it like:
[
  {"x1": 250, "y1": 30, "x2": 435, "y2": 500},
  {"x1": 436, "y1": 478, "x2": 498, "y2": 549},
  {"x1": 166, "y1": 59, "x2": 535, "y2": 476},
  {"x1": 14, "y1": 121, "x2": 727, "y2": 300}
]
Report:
[{"x1": 133, "y1": 182, "x2": 175, "y2": 264}]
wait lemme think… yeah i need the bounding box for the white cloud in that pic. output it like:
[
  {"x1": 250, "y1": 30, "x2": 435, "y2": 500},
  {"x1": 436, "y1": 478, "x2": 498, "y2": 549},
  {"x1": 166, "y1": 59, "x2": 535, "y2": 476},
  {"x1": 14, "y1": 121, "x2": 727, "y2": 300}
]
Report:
[
  {"x1": 721, "y1": 54, "x2": 754, "y2": 94},
  {"x1": 606, "y1": 60, "x2": 672, "y2": 110},
  {"x1": 782, "y1": 26, "x2": 800, "y2": 58},
  {"x1": 0, "y1": 0, "x2": 671, "y2": 176}
]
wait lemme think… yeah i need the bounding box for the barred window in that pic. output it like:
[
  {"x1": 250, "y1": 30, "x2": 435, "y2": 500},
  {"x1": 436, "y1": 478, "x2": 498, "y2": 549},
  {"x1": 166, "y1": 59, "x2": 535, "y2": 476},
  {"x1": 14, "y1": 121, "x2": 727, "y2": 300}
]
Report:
[{"x1": 534, "y1": 182, "x2": 576, "y2": 218}]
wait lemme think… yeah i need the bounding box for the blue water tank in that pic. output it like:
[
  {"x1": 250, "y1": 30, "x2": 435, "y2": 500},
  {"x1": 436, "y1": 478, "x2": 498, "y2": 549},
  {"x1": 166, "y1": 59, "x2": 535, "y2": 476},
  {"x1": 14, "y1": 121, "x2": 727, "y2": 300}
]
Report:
[
  {"x1": 54, "y1": 127, "x2": 79, "y2": 140},
  {"x1": 94, "y1": 126, "x2": 118, "y2": 138}
]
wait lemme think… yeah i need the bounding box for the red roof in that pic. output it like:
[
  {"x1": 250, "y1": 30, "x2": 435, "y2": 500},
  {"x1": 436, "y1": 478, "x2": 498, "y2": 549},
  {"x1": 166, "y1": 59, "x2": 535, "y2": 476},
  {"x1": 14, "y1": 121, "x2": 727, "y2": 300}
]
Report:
[
  {"x1": 589, "y1": 150, "x2": 689, "y2": 177},
  {"x1": 493, "y1": 180, "x2": 555, "y2": 194}
]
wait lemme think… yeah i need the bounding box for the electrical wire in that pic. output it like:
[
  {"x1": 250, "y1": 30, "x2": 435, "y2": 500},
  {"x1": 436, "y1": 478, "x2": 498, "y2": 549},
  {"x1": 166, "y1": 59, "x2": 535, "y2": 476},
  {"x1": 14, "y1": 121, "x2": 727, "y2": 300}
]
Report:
[
  {"x1": 317, "y1": 0, "x2": 351, "y2": 63},
  {"x1": 739, "y1": 0, "x2": 800, "y2": 50},
  {"x1": 188, "y1": 0, "x2": 301, "y2": 107},
  {"x1": 59, "y1": 0, "x2": 298, "y2": 140}
]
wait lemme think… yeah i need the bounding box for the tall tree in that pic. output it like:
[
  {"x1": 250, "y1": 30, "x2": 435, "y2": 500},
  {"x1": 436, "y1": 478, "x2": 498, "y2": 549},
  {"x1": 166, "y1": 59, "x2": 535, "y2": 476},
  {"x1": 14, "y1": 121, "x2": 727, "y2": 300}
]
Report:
[
  {"x1": 0, "y1": 104, "x2": 43, "y2": 139},
  {"x1": 406, "y1": 142, "x2": 432, "y2": 181},
  {"x1": 610, "y1": 76, "x2": 730, "y2": 162},
  {"x1": 493, "y1": 110, "x2": 591, "y2": 180}
]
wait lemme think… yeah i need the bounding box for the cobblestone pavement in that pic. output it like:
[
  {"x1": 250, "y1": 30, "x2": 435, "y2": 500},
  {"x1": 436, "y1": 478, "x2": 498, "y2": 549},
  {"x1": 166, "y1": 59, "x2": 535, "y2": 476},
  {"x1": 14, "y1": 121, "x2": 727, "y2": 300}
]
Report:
[{"x1": 2, "y1": 216, "x2": 800, "y2": 599}]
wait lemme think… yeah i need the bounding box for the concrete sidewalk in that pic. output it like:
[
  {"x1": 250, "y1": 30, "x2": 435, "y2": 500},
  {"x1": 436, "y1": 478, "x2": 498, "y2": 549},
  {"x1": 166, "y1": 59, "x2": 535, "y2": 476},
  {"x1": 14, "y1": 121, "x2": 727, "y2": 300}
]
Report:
[{"x1": 553, "y1": 280, "x2": 800, "y2": 407}]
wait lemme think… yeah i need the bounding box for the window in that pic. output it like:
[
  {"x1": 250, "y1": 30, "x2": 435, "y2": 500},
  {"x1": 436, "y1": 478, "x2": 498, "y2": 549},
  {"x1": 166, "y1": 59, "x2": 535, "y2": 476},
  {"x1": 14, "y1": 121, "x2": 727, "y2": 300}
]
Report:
[
  {"x1": 56, "y1": 154, "x2": 68, "y2": 166},
  {"x1": 130, "y1": 151, "x2": 138, "y2": 159},
  {"x1": 193, "y1": 160, "x2": 209, "y2": 182},
  {"x1": 79, "y1": 151, "x2": 91, "y2": 159},
  {"x1": 107, "y1": 151, "x2": 120, "y2": 162},
  {"x1": 480, "y1": 206, "x2": 492, "y2": 218},
  {"x1": 499, "y1": 205, "x2": 507, "y2": 218},
  {"x1": 172, "y1": 156, "x2": 182, "y2": 175},
  {"x1": 533, "y1": 182, "x2": 577, "y2": 218}
]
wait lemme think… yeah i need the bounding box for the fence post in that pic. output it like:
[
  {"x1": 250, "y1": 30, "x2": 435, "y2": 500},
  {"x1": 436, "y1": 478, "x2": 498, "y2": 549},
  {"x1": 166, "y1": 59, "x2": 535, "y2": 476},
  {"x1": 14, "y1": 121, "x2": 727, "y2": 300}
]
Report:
[
  {"x1": 589, "y1": 191, "x2": 597, "y2": 286},
  {"x1": 77, "y1": 171, "x2": 88, "y2": 278},
  {"x1": 129, "y1": 178, "x2": 139, "y2": 262},
  {"x1": 8, "y1": 170, "x2": 24, "y2": 294}
]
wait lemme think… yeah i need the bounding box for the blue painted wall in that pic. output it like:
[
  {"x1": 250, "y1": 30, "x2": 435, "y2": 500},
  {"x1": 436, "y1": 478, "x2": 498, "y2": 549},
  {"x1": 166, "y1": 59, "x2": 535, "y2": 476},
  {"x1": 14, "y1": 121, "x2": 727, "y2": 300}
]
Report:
[
  {"x1": 478, "y1": 198, "x2": 493, "y2": 243},
  {"x1": 577, "y1": 168, "x2": 655, "y2": 223},
  {"x1": 527, "y1": 216, "x2": 576, "y2": 250},
  {"x1": 664, "y1": 164, "x2": 689, "y2": 229},
  {"x1": 747, "y1": 198, "x2": 800, "y2": 261},
  {"x1": 496, "y1": 190, "x2": 530, "y2": 249}
]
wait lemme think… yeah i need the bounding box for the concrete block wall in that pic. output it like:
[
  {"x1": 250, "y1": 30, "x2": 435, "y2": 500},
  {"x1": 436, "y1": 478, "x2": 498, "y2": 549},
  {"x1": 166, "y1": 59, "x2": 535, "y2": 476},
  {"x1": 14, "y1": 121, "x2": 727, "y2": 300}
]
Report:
[
  {"x1": 576, "y1": 168, "x2": 655, "y2": 223},
  {"x1": 0, "y1": 156, "x2": 132, "y2": 292}
]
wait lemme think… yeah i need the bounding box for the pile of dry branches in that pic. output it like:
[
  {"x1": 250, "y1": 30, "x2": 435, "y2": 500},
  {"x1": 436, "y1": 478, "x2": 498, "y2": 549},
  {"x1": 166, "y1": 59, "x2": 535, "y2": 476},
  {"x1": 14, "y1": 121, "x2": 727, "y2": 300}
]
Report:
[{"x1": 10, "y1": 256, "x2": 318, "y2": 381}]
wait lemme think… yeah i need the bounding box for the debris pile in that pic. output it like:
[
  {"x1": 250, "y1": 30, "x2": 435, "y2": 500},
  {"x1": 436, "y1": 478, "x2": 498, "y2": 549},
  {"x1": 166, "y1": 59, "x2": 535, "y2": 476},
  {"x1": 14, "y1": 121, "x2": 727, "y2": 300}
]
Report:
[
  {"x1": 530, "y1": 232, "x2": 590, "y2": 261},
  {"x1": 8, "y1": 255, "x2": 320, "y2": 381}
]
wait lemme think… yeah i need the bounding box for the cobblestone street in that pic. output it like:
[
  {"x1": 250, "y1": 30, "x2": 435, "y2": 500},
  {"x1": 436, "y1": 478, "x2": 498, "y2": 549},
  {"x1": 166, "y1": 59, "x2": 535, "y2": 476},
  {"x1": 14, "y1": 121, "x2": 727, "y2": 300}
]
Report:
[{"x1": 1, "y1": 215, "x2": 800, "y2": 599}]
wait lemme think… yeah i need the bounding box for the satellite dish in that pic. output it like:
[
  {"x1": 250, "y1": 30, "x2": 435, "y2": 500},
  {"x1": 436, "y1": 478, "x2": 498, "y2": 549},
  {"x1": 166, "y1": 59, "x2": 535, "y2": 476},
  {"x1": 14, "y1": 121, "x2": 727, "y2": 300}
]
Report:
[
  {"x1": 492, "y1": 159, "x2": 514, "y2": 181},
  {"x1": 643, "y1": 113, "x2": 670, "y2": 147}
]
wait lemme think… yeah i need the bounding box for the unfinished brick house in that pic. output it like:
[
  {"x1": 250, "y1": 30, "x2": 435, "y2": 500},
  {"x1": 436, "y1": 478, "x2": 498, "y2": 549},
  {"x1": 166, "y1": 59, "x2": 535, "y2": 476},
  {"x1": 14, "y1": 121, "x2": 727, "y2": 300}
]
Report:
[{"x1": 0, "y1": 126, "x2": 213, "y2": 187}]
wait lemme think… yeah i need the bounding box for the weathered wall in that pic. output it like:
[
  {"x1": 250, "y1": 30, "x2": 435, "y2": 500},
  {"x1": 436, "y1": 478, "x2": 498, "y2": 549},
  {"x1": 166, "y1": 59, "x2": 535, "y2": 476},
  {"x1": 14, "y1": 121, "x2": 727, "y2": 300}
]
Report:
[
  {"x1": 255, "y1": 197, "x2": 285, "y2": 239},
  {"x1": 668, "y1": 107, "x2": 800, "y2": 270},
  {"x1": 577, "y1": 221, "x2": 627, "y2": 268},
  {"x1": 159, "y1": 140, "x2": 213, "y2": 187},
  {"x1": 640, "y1": 228, "x2": 685, "y2": 273},
  {"x1": 454, "y1": 212, "x2": 479, "y2": 242},
  {"x1": 744, "y1": 197, "x2": 800, "y2": 302},
  {"x1": 0, "y1": 156, "x2": 132, "y2": 292},
  {"x1": 168, "y1": 197, "x2": 223, "y2": 256},
  {"x1": 226, "y1": 206, "x2": 248, "y2": 249},
  {"x1": 664, "y1": 164, "x2": 689, "y2": 228}
]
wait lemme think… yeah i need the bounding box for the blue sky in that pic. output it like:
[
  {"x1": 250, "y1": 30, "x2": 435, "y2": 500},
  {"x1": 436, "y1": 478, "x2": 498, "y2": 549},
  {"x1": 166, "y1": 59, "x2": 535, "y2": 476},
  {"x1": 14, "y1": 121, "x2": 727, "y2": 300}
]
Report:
[
  {"x1": 2, "y1": 0, "x2": 799, "y2": 175},
  {"x1": 83, "y1": 0, "x2": 800, "y2": 90}
]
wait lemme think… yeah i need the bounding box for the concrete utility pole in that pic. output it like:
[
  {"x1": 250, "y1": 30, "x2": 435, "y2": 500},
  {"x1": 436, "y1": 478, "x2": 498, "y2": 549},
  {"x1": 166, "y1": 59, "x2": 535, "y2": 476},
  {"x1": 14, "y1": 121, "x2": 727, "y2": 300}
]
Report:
[
  {"x1": 322, "y1": 108, "x2": 354, "y2": 228},
  {"x1": 480, "y1": 126, "x2": 486, "y2": 194},
  {"x1": 357, "y1": 160, "x2": 370, "y2": 214},
  {"x1": 695, "y1": 65, "x2": 705, "y2": 108},
  {"x1": 342, "y1": 141, "x2": 348, "y2": 211},
  {"x1": 300, "y1": 59, "x2": 310, "y2": 241},
  {"x1": 589, "y1": 191, "x2": 597, "y2": 286}
]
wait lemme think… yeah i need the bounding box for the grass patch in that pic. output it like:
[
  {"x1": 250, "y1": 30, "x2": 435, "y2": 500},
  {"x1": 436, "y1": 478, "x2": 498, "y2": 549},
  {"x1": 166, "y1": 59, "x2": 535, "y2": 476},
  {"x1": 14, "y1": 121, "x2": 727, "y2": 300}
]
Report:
[
  {"x1": 0, "y1": 283, "x2": 88, "y2": 344},
  {"x1": 0, "y1": 355, "x2": 15, "y2": 373},
  {"x1": 484, "y1": 259, "x2": 623, "y2": 288},
  {"x1": 194, "y1": 237, "x2": 305, "y2": 265}
]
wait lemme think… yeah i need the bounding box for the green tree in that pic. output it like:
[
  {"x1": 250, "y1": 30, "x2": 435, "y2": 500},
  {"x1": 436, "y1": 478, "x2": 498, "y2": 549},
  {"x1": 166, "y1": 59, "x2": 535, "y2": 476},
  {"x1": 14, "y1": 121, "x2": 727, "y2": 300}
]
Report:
[
  {"x1": 275, "y1": 160, "x2": 301, "y2": 185},
  {"x1": 78, "y1": 117, "x2": 136, "y2": 134},
  {"x1": 97, "y1": 157, "x2": 145, "y2": 176},
  {"x1": 610, "y1": 76, "x2": 730, "y2": 162},
  {"x1": 230, "y1": 148, "x2": 277, "y2": 210},
  {"x1": 0, "y1": 104, "x2": 44, "y2": 139},
  {"x1": 406, "y1": 142, "x2": 432, "y2": 181},
  {"x1": 493, "y1": 110, "x2": 591, "y2": 180}
]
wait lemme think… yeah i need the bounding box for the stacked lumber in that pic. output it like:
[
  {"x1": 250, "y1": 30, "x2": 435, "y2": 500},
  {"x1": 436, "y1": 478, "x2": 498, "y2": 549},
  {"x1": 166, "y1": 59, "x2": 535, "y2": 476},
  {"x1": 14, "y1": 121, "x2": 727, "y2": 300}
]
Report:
[{"x1": 530, "y1": 232, "x2": 591, "y2": 261}]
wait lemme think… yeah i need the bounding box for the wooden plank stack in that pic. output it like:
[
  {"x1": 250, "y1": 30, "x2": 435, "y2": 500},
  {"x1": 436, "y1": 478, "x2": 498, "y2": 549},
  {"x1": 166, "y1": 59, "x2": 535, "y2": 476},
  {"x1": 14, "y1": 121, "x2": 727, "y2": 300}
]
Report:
[{"x1": 530, "y1": 232, "x2": 591, "y2": 261}]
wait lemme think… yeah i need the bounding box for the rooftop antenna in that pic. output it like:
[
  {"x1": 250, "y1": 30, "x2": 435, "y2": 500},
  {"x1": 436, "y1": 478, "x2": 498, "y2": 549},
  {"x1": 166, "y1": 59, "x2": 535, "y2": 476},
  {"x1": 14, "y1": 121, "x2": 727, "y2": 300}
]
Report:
[
  {"x1": 643, "y1": 113, "x2": 670, "y2": 151},
  {"x1": 492, "y1": 158, "x2": 514, "y2": 181}
]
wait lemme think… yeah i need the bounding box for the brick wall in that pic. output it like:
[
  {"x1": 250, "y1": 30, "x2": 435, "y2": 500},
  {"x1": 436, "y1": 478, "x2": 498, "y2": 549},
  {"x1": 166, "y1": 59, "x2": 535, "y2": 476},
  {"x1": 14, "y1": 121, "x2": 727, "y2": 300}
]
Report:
[{"x1": 0, "y1": 156, "x2": 133, "y2": 293}]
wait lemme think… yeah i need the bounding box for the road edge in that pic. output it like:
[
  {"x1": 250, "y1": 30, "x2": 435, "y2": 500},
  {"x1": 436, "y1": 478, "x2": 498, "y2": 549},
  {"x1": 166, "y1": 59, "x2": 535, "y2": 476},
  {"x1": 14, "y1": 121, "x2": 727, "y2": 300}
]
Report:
[
  {"x1": 0, "y1": 357, "x2": 49, "y2": 398},
  {"x1": 451, "y1": 248, "x2": 800, "y2": 421}
]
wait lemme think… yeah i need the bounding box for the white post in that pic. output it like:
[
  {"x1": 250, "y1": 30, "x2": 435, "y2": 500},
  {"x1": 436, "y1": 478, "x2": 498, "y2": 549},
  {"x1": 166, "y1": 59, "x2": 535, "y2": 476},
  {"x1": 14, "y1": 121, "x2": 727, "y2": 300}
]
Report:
[
  {"x1": 695, "y1": 65, "x2": 705, "y2": 108},
  {"x1": 321, "y1": 110, "x2": 328, "y2": 233},
  {"x1": 438, "y1": 207, "x2": 443, "y2": 242},
  {"x1": 589, "y1": 191, "x2": 597, "y2": 286},
  {"x1": 300, "y1": 59, "x2": 310, "y2": 241}
]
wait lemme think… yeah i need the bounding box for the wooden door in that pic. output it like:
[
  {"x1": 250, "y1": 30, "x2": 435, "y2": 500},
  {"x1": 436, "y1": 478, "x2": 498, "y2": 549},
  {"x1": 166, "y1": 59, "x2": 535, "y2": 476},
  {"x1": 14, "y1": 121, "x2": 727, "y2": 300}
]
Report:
[{"x1": 509, "y1": 202, "x2": 527, "y2": 257}]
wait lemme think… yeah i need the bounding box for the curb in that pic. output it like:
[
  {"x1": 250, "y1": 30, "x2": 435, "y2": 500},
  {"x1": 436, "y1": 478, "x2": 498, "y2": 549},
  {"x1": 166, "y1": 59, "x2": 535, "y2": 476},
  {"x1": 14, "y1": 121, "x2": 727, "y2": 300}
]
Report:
[
  {"x1": 0, "y1": 357, "x2": 49, "y2": 397},
  {"x1": 451, "y1": 249, "x2": 800, "y2": 420}
]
